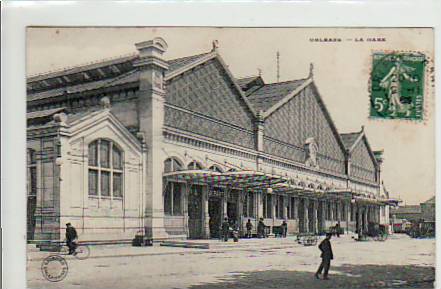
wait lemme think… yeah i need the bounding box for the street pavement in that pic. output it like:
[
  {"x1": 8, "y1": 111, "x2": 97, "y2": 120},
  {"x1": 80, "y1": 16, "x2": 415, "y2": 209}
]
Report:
[{"x1": 27, "y1": 234, "x2": 435, "y2": 289}]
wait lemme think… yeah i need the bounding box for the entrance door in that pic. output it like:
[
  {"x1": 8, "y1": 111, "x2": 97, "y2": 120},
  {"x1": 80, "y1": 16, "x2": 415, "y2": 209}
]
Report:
[
  {"x1": 188, "y1": 186, "x2": 203, "y2": 239},
  {"x1": 298, "y1": 199, "x2": 305, "y2": 233},
  {"x1": 227, "y1": 202, "x2": 237, "y2": 225},
  {"x1": 208, "y1": 197, "x2": 222, "y2": 238},
  {"x1": 308, "y1": 201, "x2": 315, "y2": 233},
  {"x1": 27, "y1": 196, "x2": 37, "y2": 241},
  {"x1": 317, "y1": 202, "x2": 324, "y2": 233}
]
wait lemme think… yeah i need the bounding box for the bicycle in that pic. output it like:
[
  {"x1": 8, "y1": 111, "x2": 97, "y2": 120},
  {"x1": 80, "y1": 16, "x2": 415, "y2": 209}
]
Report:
[{"x1": 57, "y1": 241, "x2": 91, "y2": 260}]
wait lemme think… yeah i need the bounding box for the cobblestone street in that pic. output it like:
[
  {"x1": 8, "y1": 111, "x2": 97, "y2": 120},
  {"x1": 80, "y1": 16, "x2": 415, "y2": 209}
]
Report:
[{"x1": 27, "y1": 234, "x2": 435, "y2": 289}]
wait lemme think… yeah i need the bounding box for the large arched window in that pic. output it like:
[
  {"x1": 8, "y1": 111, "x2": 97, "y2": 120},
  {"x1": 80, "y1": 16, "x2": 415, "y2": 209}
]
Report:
[
  {"x1": 164, "y1": 157, "x2": 183, "y2": 173},
  {"x1": 88, "y1": 139, "x2": 123, "y2": 198},
  {"x1": 209, "y1": 165, "x2": 223, "y2": 173},
  {"x1": 164, "y1": 158, "x2": 183, "y2": 216}
]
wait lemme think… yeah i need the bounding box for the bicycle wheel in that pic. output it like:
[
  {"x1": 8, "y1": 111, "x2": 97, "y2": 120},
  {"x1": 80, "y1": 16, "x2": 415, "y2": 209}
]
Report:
[{"x1": 74, "y1": 245, "x2": 90, "y2": 260}]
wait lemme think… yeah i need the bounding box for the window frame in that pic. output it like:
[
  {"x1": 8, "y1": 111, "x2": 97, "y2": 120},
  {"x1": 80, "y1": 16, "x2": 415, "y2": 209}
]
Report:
[{"x1": 88, "y1": 139, "x2": 124, "y2": 200}]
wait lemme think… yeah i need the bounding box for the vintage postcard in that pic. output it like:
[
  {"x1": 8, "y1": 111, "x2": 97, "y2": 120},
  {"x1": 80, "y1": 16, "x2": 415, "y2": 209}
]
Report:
[{"x1": 25, "y1": 27, "x2": 435, "y2": 289}]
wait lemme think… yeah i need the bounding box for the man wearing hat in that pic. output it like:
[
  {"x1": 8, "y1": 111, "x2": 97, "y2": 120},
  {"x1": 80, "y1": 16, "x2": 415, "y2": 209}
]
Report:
[
  {"x1": 315, "y1": 233, "x2": 334, "y2": 280},
  {"x1": 65, "y1": 223, "x2": 78, "y2": 255}
]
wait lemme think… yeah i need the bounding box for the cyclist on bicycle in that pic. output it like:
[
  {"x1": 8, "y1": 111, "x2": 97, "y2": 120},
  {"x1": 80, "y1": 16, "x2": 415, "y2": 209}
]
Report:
[{"x1": 66, "y1": 223, "x2": 78, "y2": 255}]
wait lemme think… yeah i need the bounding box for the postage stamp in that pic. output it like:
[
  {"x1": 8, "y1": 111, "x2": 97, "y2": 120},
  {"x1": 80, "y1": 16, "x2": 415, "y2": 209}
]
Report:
[{"x1": 370, "y1": 52, "x2": 426, "y2": 120}]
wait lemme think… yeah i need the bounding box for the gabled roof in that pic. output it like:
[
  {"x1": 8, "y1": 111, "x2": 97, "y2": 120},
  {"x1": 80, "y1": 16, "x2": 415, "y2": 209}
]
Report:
[
  {"x1": 392, "y1": 205, "x2": 421, "y2": 214},
  {"x1": 340, "y1": 132, "x2": 362, "y2": 150},
  {"x1": 27, "y1": 107, "x2": 65, "y2": 120},
  {"x1": 246, "y1": 79, "x2": 308, "y2": 112},
  {"x1": 167, "y1": 52, "x2": 212, "y2": 72}
]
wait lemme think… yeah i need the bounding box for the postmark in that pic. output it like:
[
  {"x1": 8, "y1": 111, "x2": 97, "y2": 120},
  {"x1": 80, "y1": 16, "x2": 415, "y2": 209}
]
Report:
[
  {"x1": 370, "y1": 52, "x2": 426, "y2": 120},
  {"x1": 41, "y1": 255, "x2": 69, "y2": 282}
]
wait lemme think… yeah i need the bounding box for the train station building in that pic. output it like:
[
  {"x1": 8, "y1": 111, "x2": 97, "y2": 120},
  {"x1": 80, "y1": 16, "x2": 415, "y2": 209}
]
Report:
[{"x1": 26, "y1": 37, "x2": 394, "y2": 242}]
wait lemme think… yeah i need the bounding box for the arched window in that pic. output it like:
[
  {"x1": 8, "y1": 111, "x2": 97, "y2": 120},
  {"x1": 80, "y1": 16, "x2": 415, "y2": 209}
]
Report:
[
  {"x1": 88, "y1": 139, "x2": 123, "y2": 198},
  {"x1": 209, "y1": 165, "x2": 223, "y2": 173},
  {"x1": 163, "y1": 157, "x2": 183, "y2": 216},
  {"x1": 187, "y1": 161, "x2": 203, "y2": 170},
  {"x1": 164, "y1": 157, "x2": 183, "y2": 173},
  {"x1": 227, "y1": 168, "x2": 237, "y2": 172}
]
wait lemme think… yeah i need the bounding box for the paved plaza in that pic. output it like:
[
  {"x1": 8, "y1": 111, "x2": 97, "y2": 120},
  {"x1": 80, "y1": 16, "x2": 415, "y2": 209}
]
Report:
[{"x1": 27, "y1": 234, "x2": 435, "y2": 289}]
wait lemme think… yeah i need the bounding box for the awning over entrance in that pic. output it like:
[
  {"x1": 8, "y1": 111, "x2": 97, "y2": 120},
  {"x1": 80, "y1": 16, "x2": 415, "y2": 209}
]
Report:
[
  {"x1": 163, "y1": 170, "x2": 287, "y2": 190},
  {"x1": 163, "y1": 169, "x2": 390, "y2": 204}
]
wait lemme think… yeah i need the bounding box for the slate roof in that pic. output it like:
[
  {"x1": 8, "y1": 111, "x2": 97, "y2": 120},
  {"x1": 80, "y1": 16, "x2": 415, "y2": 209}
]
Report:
[
  {"x1": 27, "y1": 107, "x2": 65, "y2": 120},
  {"x1": 391, "y1": 205, "x2": 421, "y2": 214},
  {"x1": 246, "y1": 79, "x2": 307, "y2": 112},
  {"x1": 340, "y1": 132, "x2": 361, "y2": 150},
  {"x1": 167, "y1": 52, "x2": 212, "y2": 72},
  {"x1": 27, "y1": 52, "x2": 211, "y2": 102},
  {"x1": 236, "y1": 76, "x2": 261, "y2": 89}
]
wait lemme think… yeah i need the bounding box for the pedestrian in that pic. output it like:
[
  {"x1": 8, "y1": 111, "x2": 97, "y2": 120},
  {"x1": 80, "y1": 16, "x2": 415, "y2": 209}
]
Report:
[
  {"x1": 257, "y1": 218, "x2": 265, "y2": 238},
  {"x1": 315, "y1": 233, "x2": 333, "y2": 280},
  {"x1": 335, "y1": 222, "x2": 341, "y2": 238},
  {"x1": 246, "y1": 219, "x2": 253, "y2": 238},
  {"x1": 65, "y1": 223, "x2": 78, "y2": 255},
  {"x1": 232, "y1": 222, "x2": 239, "y2": 242},
  {"x1": 281, "y1": 220, "x2": 288, "y2": 238},
  {"x1": 221, "y1": 217, "x2": 230, "y2": 242}
]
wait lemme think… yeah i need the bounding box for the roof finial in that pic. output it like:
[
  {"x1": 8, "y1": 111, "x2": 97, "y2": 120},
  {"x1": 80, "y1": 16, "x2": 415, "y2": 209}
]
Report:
[
  {"x1": 257, "y1": 68, "x2": 262, "y2": 77},
  {"x1": 309, "y1": 63, "x2": 314, "y2": 79},
  {"x1": 276, "y1": 51, "x2": 280, "y2": 83},
  {"x1": 211, "y1": 40, "x2": 219, "y2": 52}
]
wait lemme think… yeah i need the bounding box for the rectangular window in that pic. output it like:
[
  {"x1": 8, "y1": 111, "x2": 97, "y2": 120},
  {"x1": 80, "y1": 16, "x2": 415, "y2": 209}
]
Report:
[
  {"x1": 265, "y1": 194, "x2": 273, "y2": 219},
  {"x1": 172, "y1": 183, "x2": 182, "y2": 215},
  {"x1": 248, "y1": 192, "x2": 255, "y2": 218},
  {"x1": 164, "y1": 183, "x2": 172, "y2": 215},
  {"x1": 112, "y1": 146, "x2": 122, "y2": 169},
  {"x1": 243, "y1": 193, "x2": 248, "y2": 217},
  {"x1": 101, "y1": 171, "x2": 110, "y2": 196},
  {"x1": 88, "y1": 142, "x2": 97, "y2": 166},
  {"x1": 88, "y1": 170, "x2": 98, "y2": 196},
  {"x1": 100, "y1": 140, "x2": 110, "y2": 168},
  {"x1": 113, "y1": 172, "x2": 123, "y2": 198},
  {"x1": 276, "y1": 195, "x2": 283, "y2": 219},
  {"x1": 29, "y1": 167, "x2": 37, "y2": 196}
]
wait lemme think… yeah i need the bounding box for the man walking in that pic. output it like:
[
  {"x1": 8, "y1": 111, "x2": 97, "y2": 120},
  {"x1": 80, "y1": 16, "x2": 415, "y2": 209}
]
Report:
[
  {"x1": 315, "y1": 233, "x2": 333, "y2": 280},
  {"x1": 65, "y1": 223, "x2": 78, "y2": 255}
]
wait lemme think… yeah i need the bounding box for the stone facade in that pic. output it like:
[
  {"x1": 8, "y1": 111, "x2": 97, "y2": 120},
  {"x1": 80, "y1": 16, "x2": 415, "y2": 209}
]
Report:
[{"x1": 26, "y1": 37, "x2": 391, "y2": 242}]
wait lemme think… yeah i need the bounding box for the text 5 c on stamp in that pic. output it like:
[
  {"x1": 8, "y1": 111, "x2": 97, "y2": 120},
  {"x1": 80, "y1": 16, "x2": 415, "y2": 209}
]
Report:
[{"x1": 370, "y1": 52, "x2": 425, "y2": 120}]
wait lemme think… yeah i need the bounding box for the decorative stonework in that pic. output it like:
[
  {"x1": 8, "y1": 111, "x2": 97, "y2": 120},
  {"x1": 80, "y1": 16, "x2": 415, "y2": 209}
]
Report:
[{"x1": 304, "y1": 137, "x2": 319, "y2": 168}]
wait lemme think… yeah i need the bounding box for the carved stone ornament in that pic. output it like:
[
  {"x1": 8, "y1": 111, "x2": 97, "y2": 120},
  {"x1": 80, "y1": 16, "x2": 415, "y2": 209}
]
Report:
[{"x1": 304, "y1": 137, "x2": 319, "y2": 169}]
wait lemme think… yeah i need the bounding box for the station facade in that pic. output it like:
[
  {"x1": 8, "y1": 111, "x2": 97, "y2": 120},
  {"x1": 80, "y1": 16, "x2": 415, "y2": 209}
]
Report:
[{"x1": 26, "y1": 37, "x2": 392, "y2": 242}]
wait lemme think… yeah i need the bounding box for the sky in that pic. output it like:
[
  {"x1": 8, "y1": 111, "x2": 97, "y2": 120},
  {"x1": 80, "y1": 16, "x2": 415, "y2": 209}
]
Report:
[{"x1": 27, "y1": 27, "x2": 435, "y2": 205}]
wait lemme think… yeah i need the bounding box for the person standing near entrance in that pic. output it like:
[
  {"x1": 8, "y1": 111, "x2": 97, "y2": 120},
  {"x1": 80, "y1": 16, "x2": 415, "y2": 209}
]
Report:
[
  {"x1": 246, "y1": 219, "x2": 253, "y2": 238},
  {"x1": 257, "y1": 218, "x2": 266, "y2": 238},
  {"x1": 315, "y1": 233, "x2": 333, "y2": 280},
  {"x1": 221, "y1": 218, "x2": 230, "y2": 242},
  {"x1": 281, "y1": 220, "x2": 288, "y2": 238}
]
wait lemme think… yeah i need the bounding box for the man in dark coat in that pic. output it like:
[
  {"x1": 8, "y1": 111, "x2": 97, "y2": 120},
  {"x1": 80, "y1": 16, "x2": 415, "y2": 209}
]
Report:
[
  {"x1": 246, "y1": 219, "x2": 253, "y2": 238},
  {"x1": 65, "y1": 223, "x2": 78, "y2": 255},
  {"x1": 315, "y1": 233, "x2": 333, "y2": 280},
  {"x1": 221, "y1": 218, "x2": 230, "y2": 242}
]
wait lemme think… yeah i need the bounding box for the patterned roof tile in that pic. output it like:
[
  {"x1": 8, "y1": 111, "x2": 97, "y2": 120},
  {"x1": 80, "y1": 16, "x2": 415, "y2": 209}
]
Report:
[
  {"x1": 246, "y1": 79, "x2": 307, "y2": 112},
  {"x1": 340, "y1": 132, "x2": 361, "y2": 150}
]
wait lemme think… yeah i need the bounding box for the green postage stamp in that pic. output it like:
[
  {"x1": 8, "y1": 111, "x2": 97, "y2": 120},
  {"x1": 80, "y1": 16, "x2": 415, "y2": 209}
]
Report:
[{"x1": 370, "y1": 52, "x2": 426, "y2": 120}]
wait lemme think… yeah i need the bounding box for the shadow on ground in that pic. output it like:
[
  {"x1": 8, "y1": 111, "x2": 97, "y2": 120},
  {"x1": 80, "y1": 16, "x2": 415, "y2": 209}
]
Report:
[{"x1": 189, "y1": 264, "x2": 434, "y2": 289}]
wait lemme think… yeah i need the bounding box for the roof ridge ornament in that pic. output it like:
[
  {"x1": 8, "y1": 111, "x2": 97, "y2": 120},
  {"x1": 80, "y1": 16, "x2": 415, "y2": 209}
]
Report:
[
  {"x1": 309, "y1": 63, "x2": 314, "y2": 79},
  {"x1": 211, "y1": 40, "x2": 219, "y2": 52},
  {"x1": 100, "y1": 96, "x2": 111, "y2": 109}
]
